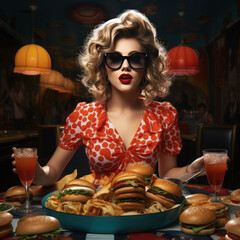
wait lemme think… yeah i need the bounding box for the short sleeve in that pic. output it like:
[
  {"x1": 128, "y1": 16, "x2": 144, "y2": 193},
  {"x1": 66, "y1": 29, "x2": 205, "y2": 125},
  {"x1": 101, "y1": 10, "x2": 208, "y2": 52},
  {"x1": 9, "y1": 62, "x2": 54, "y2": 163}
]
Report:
[
  {"x1": 58, "y1": 102, "x2": 85, "y2": 151},
  {"x1": 159, "y1": 102, "x2": 182, "y2": 155}
]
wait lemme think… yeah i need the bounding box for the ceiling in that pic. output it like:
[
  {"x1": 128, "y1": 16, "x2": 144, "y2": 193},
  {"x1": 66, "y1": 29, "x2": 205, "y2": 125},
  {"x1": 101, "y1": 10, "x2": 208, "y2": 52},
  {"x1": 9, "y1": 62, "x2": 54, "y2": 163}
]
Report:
[{"x1": 0, "y1": 0, "x2": 236, "y2": 78}]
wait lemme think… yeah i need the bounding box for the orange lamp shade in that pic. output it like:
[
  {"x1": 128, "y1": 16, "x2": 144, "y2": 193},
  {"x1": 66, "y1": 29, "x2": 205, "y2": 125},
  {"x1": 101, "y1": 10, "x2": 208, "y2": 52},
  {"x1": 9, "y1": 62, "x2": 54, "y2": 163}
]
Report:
[
  {"x1": 40, "y1": 70, "x2": 64, "y2": 91},
  {"x1": 14, "y1": 44, "x2": 51, "y2": 75},
  {"x1": 167, "y1": 45, "x2": 199, "y2": 76}
]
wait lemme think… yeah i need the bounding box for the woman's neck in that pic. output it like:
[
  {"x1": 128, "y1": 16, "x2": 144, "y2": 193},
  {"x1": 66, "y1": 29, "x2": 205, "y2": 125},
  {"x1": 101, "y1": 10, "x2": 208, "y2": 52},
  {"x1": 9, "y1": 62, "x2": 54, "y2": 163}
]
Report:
[{"x1": 107, "y1": 88, "x2": 144, "y2": 113}]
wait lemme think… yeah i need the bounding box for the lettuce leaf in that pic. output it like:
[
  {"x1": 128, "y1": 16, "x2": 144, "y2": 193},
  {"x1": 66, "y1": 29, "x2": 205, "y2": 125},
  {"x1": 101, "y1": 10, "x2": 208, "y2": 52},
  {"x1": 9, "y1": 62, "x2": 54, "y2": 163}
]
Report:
[
  {"x1": 180, "y1": 219, "x2": 218, "y2": 233},
  {"x1": 57, "y1": 189, "x2": 91, "y2": 199},
  {"x1": 126, "y1": 180, "x2": 138, "y2": 187},
  {"x1": 150, "y1": 186, "x2": 178, "y2": 201},
  {"x1": 143, "y1": 175, "x2": 152, "y2": 182},
  {"x1": 18, "y1": 227, "x2": 62, "y2": 240}
]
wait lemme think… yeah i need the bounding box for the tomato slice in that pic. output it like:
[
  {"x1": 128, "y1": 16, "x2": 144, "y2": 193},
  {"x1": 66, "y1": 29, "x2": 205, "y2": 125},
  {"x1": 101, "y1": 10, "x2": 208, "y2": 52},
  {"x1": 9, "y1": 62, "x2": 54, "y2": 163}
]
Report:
[
  {"x1": 91, "y1": 207, "x2": 100, "y2": 216},
  {"x1": 9, "y1": 195, "x2": 26, "y2": 199},
  {"x1": 227, "y1": 232, "x2": 240, "y2": 240}
]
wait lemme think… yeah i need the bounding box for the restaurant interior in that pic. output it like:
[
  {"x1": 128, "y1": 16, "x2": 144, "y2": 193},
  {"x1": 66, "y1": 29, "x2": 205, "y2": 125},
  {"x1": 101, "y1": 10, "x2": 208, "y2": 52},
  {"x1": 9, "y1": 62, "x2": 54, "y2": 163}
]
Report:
[{"x1": 0, "y1": 0, "x2": 240, "y2": 192}]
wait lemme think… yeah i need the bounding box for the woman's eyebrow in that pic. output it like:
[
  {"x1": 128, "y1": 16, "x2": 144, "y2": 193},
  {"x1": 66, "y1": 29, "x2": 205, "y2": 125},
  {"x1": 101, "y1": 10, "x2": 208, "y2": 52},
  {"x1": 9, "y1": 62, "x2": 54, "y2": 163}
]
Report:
[{"x1": 113, "y1": 50, "x2": 142, "y2": 55}]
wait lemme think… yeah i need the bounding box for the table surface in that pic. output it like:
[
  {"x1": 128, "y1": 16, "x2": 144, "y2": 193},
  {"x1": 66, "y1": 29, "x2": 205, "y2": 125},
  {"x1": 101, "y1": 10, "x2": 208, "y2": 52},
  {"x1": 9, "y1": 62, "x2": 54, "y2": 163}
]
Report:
[{"x1": 1, "y1": 184, "x2": 231, "y2": 240}]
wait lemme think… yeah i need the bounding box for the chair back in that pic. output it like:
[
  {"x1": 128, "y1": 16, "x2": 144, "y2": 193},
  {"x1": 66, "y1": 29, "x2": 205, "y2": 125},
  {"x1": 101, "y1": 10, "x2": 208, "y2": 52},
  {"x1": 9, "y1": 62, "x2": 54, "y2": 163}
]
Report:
[
  {"x1": 196, "y1": 124, "x2": 237, "y2": 160},
  {"x1": 196, "y1": 124, "x2": 238, "y2": 188}
]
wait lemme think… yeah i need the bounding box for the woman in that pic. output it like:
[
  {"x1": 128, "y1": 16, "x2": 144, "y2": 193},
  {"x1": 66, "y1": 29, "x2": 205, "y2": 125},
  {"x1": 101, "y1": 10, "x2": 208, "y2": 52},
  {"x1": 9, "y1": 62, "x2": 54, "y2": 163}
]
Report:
[{"x1": 13, "y1": 10, "x2": 204, "y2": 187}]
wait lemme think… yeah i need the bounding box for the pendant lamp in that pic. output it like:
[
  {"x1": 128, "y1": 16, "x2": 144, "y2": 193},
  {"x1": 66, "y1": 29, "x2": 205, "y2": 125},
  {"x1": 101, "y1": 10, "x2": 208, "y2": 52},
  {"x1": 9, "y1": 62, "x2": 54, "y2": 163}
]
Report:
[
  {"x1": 14, "y1": 44, "x2": 51, "y2": 75},
  {"x1": 40, "y1": 70, "x2": 64, "y2": 91},
  {"x1": 13, "y1": 5, "x2": 51, "y2": 75},
  {"x1": 166, "y1": 11, "x2": 199, "y2": 76},
  {"x1": 167, "y1": 45, "x2": 199, "y2": 76}
]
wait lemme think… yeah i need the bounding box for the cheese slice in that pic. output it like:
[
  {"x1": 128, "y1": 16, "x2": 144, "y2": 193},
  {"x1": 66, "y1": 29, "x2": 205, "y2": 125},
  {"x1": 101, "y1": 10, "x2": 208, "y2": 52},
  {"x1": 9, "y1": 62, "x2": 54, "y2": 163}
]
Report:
[{"x1": 62, "y1": 186, "x2": 95, "y2": 195}]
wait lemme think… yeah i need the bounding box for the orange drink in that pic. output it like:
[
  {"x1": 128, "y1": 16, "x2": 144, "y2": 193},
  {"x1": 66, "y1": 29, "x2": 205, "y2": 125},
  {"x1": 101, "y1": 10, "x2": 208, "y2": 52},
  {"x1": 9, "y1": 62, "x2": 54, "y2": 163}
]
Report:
[
  {"x1": 15, "y1": 155, "x2": 37, "y2": 187},
  {"x1": 204, "y1": 161, "x2": 227, "y2": 192},
  {"x1": 13, "y1": 147, "x2": 37, "y2": 213},
  {"x1": 203, "y1": 149, "x2": 228, "y2": 201}
]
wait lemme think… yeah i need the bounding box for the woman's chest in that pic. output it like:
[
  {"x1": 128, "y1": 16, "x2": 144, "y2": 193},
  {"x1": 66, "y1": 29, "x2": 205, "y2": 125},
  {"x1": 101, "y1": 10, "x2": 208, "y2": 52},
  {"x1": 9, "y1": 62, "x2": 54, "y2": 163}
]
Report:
[
  {"x1": 83, "y1": 115, "x2": 162, "y2": 154},
  {"x1": 109, "y1": 114, "x2": 143, "y2": 148}
]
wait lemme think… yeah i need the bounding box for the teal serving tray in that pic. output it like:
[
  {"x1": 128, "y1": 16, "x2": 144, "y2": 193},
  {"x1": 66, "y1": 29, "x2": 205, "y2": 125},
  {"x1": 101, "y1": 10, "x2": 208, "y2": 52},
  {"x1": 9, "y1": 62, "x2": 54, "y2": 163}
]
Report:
[{"x1": 41, "y1": 192, "x2": 185, "y2": 234}]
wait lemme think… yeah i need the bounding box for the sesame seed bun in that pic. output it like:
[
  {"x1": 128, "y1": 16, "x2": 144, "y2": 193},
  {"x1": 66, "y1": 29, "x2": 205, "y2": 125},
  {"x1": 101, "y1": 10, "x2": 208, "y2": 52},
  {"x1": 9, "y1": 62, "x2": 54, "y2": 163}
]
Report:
[
  {"x1": 4, "y1": 186, "x2": 30, "y2": 207},
  {"x1": 125, "y1": 162, "x2": 154, "y2": 176},
  {"x1": 16, "y1": 215, "x2": 60, "y2": 236},
  {"x1": 59, "y1": 178, "x2": 96, "y2": 203},
  {"x1": 60, "y1": 194, "x2": 91, "y2": 203},
  {"x1": 67, "y1": 179, "x2": 96, "y2": 192},
  {"x1": 146, "y1": 178, "x2": 182, "y2": 209},
  {"x1": 185, "y1": 193, "x2": 210, "y2": 206},
  {"x1": 229, "y1": 189, "x2": 240, "y2": 202},
  {"x1": 0, "y1": 212, "x2": 13, "y2": 238},
  {"x1": 112, "y1": 171, "x2": 145, "y2": 186},
  {"x1": 225, "y1": 217, "x2": 240, "y2": 238},
  {"x1": 179, "y1": 206, "x2": 216, "y2": 235},
  {"x1": 5, "y1": 186, "x2": 26, "y2": 197},
  {"x1": 201, "y1": 202, "x2": 230, "y2": 228},
  {"x1": 152, "y1": 179, "x2": 182, "y2": 198}
]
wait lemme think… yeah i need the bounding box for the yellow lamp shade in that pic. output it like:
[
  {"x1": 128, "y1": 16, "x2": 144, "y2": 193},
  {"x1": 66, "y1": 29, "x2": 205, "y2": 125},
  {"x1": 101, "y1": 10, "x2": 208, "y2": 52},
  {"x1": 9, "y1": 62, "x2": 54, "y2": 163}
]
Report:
[
  {"x1": 62, "y1": 77, "x2": 75, "y2": 93},
  {"x1": 40, "y1": 70, "x2": 64, "y2": 91},
  {"x1": 14, "y1": 44, "x2": 51, "y2": 75}
]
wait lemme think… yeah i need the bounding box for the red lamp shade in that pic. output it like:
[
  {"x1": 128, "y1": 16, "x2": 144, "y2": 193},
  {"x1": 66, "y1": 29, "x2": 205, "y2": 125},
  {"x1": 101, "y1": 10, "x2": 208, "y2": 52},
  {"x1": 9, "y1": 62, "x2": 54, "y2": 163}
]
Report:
[{"x1": 167, "y1": 45, "x2": 199, "y2": 76}]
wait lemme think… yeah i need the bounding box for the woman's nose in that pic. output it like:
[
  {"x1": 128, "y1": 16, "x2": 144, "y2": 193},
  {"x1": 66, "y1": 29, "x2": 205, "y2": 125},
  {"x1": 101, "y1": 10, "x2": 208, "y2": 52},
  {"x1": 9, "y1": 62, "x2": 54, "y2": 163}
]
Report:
[{"x1": 121, "y1": 59, "x2": 131, "y2": 70}]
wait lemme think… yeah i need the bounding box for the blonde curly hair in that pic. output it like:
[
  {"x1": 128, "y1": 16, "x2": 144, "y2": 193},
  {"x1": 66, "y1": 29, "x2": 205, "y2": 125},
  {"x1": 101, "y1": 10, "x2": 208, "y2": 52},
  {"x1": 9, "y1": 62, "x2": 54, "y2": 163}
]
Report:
[{"x1": 78, "y1": 9, "x2": 172, "y2": 102}]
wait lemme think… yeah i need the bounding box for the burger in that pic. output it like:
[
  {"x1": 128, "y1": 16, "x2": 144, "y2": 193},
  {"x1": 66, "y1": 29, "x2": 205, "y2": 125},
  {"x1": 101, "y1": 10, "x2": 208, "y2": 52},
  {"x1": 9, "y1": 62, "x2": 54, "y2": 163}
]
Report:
[
  {"x1": 0, "y1": 212, "x2": 13, "y2": 239},
  {"x1": 58, "y1": 179, "x2": 96, "y2": 203},
  {"x1": 125, "y1": 162, "x2": 155, "y2": 184},
  {"x1": 185, "y1": 193, "x2": 210, "y2": 207},
  {"x1": 146, "y1": 178, "x2": 182, "y2": 208},
  {"x1": 111, "y1": 171, "x2": 146, "y2": 211},
  {"x1": 16, "y1": 215, "x2": 61, "y2": 240},
  {"x1": 229, "y1": 189, "x2": 240, "y2": 205},
  {"x1": 201, "y1": 202, "x2": 230, "y2": 228},
  {"x1": 179, "y1": 206, "x2": 217, "y2": 235},
  {"x1": 4, "y1": 186, "x2": 32, "y2": 207},
  {"x1": 225, "y1": 217, "x2": 240, "y2": 240}
]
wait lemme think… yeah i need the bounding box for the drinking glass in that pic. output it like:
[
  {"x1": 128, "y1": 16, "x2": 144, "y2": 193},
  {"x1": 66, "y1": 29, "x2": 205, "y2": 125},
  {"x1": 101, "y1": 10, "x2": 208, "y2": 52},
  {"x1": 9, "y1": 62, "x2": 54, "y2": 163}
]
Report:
[
  {"x1": 14, "y1": 147, "x2": 37, "y2": 213},
  {"x1": 203, "y1": 149, "x2": 228, "y2": 201}
]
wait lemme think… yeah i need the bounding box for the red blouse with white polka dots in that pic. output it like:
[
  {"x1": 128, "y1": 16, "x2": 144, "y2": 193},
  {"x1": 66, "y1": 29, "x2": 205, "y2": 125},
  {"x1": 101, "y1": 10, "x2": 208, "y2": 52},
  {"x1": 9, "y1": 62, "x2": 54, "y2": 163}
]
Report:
[{"x1": 59, "y1": 100, "x2": 182, "y2": 186}]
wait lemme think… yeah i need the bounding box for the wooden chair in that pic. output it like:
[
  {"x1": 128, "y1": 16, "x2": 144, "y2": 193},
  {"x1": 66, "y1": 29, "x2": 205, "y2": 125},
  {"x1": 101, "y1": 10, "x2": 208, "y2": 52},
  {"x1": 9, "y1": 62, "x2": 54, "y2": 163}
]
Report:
[{"x1": 196, "y1": 124, "x2": 239, "y2": 188}]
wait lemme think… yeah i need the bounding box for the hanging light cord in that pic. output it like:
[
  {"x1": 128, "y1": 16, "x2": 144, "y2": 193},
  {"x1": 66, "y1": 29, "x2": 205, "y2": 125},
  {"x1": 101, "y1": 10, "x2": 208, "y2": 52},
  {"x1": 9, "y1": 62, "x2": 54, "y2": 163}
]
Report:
[
  {"x1": 179, "y1": 11, "x2": 184, "y2": 45},
  {"x1": 29, "y1": 5, "x2": 37, "y2": 43}
]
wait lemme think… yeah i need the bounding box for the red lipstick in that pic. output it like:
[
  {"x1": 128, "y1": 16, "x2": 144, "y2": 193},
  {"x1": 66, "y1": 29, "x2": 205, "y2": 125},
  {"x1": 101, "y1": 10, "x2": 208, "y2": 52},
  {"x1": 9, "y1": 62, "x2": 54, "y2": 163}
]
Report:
[{"x1": 119, "y1": 74, "x2": 133, "y2": 84}]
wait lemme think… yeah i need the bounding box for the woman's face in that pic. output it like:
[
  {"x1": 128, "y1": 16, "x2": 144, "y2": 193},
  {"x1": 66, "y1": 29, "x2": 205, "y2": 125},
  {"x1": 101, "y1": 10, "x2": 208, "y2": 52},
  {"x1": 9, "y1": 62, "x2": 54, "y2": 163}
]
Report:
[{"x1": 105, "y1": 38, "x2": 146, "y2": 95}]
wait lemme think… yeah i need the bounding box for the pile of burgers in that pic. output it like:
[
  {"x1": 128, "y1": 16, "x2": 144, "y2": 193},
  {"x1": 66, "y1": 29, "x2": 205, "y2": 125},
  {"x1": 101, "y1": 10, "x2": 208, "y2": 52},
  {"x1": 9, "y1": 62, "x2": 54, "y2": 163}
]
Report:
[
  {"x1": 179, "y1": 191, "x2": 240, "y2": 238},
  {"x1": 2, "y1": 161, "x2": 240, "y2": 239},
  {"x1": 45, "y1": 162, "x2": 183, "y2": 216}
]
